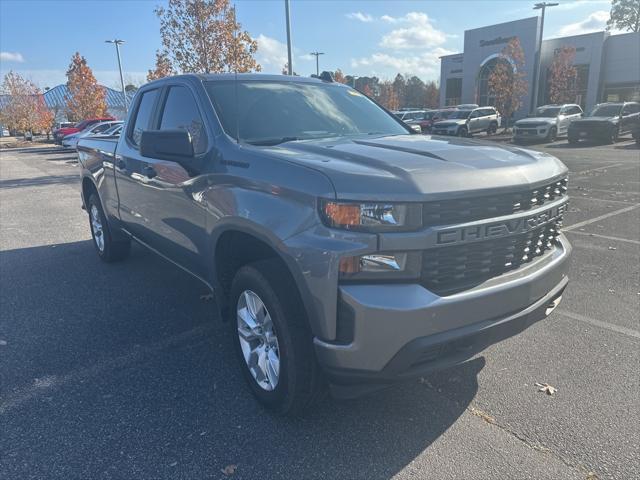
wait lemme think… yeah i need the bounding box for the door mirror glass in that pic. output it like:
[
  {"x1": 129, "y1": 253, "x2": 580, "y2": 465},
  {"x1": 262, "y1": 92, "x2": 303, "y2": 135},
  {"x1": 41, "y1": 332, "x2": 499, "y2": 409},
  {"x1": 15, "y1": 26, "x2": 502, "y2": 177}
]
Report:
[{"x1": 140, "y1": 129, "x2": 194, "y2": 162}]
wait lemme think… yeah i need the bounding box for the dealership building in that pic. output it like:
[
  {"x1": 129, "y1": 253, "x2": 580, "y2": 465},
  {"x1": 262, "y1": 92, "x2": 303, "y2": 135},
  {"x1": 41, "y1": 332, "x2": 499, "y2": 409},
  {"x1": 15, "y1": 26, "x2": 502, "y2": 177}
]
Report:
[{"x1": 439, "y1": 16, "x2": 640, "y2": 118}]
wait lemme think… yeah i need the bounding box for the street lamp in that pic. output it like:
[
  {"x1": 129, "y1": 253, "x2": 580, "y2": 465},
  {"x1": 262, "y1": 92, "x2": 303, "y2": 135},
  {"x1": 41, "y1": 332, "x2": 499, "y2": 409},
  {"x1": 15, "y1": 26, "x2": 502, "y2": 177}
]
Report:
[
  {"x1": 284, "y1": 0, "x2": 293, "y2": 75},
  {"x1": 531, "y1": 2, "x2": 558, "y2": 112},
  {"x1": 105, "y1": 39, "x2": 128, "y2": 112},
  {"x1": 310, "y1": 51, "x2": 325, "y2": 76}
]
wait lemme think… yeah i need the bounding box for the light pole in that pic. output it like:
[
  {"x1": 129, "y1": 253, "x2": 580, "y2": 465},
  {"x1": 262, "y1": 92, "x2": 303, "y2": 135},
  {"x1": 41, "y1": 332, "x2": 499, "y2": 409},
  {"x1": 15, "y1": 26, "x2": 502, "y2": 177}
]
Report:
[
  {"x1": 531, "y1": 2, "x2": 558, "y2": 112},
  {"x1": 105, "y1": 39, "x2": 128, "y2": 112},
  {"x1": 310, "y1": 51, "x2": 324, "y2": 76},
  {"x1": 284, "y1": 0, "x2": 293, "y2": 75}
]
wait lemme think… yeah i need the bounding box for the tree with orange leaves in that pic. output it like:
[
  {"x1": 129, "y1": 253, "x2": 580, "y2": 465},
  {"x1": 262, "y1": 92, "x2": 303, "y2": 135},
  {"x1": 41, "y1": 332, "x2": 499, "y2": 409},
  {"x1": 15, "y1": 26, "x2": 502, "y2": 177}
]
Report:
[
  {"x1": 487, "y1": 37, "x2": 528, "y2": 131},
  {"x1": 65, "y1": 52, "x2": 107, "y2": 121},
  {"x1": 147, "y1": 50, "x2": 176, "y2": 82},
  {"x1": 376, "y1": 81, "x2": 400, "y2": 111},
  {"x1": 155, "y1": 0, "x2": 260, "y2": 74},
  {"x1": 0, "y1": 71, "x2": 53, "y2": 138},
  {"x1": 548, "y1": 46, "x2": 578, "y2": 105},
  {"x1": 333, "y1": 69, "x2": 347, "y2": 84}
]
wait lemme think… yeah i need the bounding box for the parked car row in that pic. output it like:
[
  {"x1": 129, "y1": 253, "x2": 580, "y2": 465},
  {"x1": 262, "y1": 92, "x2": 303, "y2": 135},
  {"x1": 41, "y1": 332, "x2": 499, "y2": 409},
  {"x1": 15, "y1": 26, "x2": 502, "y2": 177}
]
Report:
[
  {"x1": 53, "y1": 117, "x2": 116, "y2": 145},
  {"x1": 53, "y1": 118, "x2": 122, "y2": 148}
]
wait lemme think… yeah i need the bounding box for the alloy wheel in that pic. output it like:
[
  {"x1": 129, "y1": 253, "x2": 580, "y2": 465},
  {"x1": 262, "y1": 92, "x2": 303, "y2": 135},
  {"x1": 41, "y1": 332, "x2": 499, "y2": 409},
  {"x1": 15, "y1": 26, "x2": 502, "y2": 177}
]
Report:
[
  {"x1": 90, "y1": 204, "x2": 105, "y2": 252},
  {"x1": 236, "y1": 290, "x2": 280, "y2": 391}
]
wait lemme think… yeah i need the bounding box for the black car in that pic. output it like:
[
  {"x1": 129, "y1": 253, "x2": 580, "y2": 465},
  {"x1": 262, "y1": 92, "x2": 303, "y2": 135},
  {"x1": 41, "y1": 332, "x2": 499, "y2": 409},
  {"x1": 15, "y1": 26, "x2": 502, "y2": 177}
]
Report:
[{"x1": 568, "y1": 102, "x2": 640, "y2": 144}]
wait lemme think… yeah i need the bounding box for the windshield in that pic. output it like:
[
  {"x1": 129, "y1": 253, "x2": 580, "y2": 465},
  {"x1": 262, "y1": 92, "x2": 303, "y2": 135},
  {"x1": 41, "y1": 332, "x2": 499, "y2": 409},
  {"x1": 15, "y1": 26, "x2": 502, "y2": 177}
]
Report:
[
  {"x1": 205, "y1": 80, "x2": 408, "y2": 145},
  {"x1": 449, "y1": 110, "x2": 472, "y2": 119},
  {"x1": 534, "y1": 107, "x2": 561, "y2": 117},
  {"x1": 589, "y1": 104, "x2": 622, "y2": 117}
]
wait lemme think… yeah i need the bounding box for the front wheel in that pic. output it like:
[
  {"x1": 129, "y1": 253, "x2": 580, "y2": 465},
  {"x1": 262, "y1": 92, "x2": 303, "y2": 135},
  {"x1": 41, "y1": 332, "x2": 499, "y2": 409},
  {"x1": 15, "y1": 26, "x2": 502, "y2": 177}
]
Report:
[
  {"x1": 487, "y1": 122, "x2": 498, "y2": 135},
  {"x1": 546, "y1": 126, "x2": 557, "y2": 143},
  {"x1": 457, "y1": 127, "x2": 468, "y2": 137},
  {"x1": 607, "y1": 126, "x2": 619, "y2": 144},
  {"x1": 87, "y1": 193, "x2": 130, "y2": 262},
  {"x1": 230, "y1": 259, "x2": 324, "y2": 415}
]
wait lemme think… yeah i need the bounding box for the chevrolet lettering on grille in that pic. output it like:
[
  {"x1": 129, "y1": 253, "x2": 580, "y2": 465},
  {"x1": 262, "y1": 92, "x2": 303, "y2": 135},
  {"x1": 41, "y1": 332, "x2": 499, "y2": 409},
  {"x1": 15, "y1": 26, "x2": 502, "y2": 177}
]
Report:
[{"x1": 436, "y1": 201, "x2": 568, "y2": 246}]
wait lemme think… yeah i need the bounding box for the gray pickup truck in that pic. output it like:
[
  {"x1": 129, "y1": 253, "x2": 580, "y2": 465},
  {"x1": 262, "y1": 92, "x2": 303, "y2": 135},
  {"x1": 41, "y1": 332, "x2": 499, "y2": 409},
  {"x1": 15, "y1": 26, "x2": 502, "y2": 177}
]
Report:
[{"x1": 77, "y1": 74, "x2": 571, "y2": 414}]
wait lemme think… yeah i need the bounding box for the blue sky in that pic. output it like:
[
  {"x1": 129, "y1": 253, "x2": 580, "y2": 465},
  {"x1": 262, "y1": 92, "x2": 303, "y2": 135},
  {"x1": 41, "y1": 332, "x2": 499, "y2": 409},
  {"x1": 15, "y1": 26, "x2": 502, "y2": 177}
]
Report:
[{"x1": 0, "y1": 0, "x2": 615, "y2": 89}]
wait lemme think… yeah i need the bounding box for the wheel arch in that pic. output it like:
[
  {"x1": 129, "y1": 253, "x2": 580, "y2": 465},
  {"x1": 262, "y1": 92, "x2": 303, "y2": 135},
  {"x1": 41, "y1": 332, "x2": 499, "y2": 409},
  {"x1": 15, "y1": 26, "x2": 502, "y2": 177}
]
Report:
[{"x1": 210, "y1": 222, "x2": 319, "y2": 336}]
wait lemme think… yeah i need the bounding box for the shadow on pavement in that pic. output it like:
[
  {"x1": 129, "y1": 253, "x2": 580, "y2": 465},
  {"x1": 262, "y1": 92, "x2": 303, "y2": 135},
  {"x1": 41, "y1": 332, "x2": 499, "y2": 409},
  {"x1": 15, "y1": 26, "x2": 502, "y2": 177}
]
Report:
[
  {"x1": 0, "y1": 240, "x2": 481, "y2": 479},
  {"x1": 0, "y1": 174, "x2": 79, "y2": 189}
]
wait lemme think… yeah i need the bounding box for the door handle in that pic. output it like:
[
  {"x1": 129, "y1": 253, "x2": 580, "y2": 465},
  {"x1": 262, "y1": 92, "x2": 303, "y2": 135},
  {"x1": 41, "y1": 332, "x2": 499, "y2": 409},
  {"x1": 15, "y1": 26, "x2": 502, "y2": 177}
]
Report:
[{"x1": 143, "y1": 165, "x2": 157, "y2": 179}]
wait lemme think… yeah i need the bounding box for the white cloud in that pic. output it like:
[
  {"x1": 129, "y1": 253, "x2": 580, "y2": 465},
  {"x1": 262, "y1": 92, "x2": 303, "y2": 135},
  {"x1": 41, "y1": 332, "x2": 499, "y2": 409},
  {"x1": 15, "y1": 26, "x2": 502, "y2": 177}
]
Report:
[
  {"x1": 1, "y1": 51, "x2": 25, "y2": 63},
  {"x1": 255, "y1": 34, "x2": 288, "y2": 73},
  {"x1": 558, "y1": 10, "x2": 610, "y2": 36},
  {"x1": 379, "y1": 12, "x2": 447, "y2": 49},
  {"x1": 346, "y1": 12, "x2": 373, "y2": 23},
  {"x1": 350, "y1": 47, "x2": 453, "y2": 79},
  {"x1": 555, "y1": 0, "x2": 611, "y2": 11}
]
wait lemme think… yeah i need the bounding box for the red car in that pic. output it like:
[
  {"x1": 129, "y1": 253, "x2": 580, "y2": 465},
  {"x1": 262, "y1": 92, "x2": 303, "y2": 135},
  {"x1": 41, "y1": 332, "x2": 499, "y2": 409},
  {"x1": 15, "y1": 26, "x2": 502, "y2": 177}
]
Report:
[
  {"x1": 53, "y1": 117, "x2": 115, "y2": 144},
  {"x1": 407, "y1": 109, "x2": 457, "y2": 133}
]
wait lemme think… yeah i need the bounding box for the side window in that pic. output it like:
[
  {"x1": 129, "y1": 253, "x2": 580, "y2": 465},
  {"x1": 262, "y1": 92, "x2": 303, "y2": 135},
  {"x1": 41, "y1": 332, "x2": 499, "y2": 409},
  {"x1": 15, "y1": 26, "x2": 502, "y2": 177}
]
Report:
[
  {"x1": 470, "y1": 110, "x2": 480, "y2": 118},
  {"x1": 623, "y1": 103, "x2": 639, "y2": 115},
  {"x1": 92, "y1": 123, "x2": 112, "y2": 133},
  {"x1": 130, "y1": 89, "x2": 159, "y2": 146},
  {"x1": 160, "y1": 85, "x2": 208, "y2": 154}
]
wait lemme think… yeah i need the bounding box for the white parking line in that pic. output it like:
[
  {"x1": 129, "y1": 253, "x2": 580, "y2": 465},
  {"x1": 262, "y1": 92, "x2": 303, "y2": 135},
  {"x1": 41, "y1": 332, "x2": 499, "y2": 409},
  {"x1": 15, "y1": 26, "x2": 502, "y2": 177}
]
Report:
[
  {"x1": 557, "y1": 310, "x2": 640, "y2": 340},
  {"x1": 572, "y1": 163, "x2": 626, "y2": 176},
  {"x1": 564, "y1": 204, "x2": 640, "y2": 231},
  {"x1": 566, "y1": 230, "x2": 640, "y2": 245}
]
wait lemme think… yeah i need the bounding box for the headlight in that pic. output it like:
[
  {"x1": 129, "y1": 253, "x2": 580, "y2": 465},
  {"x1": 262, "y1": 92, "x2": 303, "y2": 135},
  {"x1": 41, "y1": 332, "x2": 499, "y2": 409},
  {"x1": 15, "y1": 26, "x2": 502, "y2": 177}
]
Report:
[
  {"x1": 339, "y1": 251, "x2": 422, "y2": 281},
  {"x1": 320, "y1": 201, "x2": 422, "y2": 232}
]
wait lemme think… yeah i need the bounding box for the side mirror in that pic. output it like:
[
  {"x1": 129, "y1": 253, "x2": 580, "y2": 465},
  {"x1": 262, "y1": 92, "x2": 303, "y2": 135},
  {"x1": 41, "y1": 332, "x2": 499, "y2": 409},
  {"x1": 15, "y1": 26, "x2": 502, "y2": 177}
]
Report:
[{"x1": 140, "y1": 129, "x2": 194, "y2": 162}]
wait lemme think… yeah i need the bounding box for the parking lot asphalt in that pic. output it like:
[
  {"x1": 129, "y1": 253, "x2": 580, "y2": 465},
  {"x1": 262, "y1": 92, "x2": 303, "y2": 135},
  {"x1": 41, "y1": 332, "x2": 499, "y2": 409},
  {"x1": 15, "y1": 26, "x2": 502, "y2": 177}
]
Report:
[{"x1": 1, "y1": 137, "x2": 638, "y2": 480}]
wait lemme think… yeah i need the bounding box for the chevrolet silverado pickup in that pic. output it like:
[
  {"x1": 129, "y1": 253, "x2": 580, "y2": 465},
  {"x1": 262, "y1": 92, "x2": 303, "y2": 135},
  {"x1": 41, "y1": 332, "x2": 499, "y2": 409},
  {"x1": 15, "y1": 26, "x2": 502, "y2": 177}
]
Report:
[{"x1": 77, "y1": 74, "x2": 571, "y2": 415}]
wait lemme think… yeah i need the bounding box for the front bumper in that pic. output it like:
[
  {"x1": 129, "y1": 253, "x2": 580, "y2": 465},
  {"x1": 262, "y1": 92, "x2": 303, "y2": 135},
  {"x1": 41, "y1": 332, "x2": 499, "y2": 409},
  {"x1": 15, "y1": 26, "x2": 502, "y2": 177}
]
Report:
[
  {"x1": 513, "y1": 125, "x2": 551, "y2": 140},
  {"x1": 315, "y1": 235, "x2": 571, "y2": 397}
]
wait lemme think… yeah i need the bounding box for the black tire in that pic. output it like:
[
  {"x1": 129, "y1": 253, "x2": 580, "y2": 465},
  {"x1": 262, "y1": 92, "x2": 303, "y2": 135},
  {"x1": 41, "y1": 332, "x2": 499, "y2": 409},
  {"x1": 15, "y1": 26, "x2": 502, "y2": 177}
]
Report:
[
  {"x1": 546, "y1": 126, "x2": 557, "y2": 143},
  {"x1": 230, "y1": 259, "x2": 324, "y2": 415},
  {"x1": 487, "y1": 122, "x2": 498, "y2": 135},
  {"x1": 607, "y1": 126, "x2": 619, "y2": 144},
  {"x1": 457, "y1": 127, "x2": 468, "y2": 137},
  {"x1": 87, "y1": 193, "x2": 130, "y2": 262},
  {"x1": 568, "y1": 135, "x2": 579, "y2": 145}
]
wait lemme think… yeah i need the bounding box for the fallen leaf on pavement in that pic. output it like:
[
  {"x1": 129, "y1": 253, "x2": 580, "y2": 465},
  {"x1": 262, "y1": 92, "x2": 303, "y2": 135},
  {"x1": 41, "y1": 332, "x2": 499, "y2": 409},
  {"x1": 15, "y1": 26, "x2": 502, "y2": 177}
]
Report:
[
  {"x1": 608, "y1": 246, "x2": 616, "y2": 251},
  {"x1": 0, "y1": 339, "x2": 7, "y2": 346},
  {"x1": 535, "y1": 382, "x2": 557, "y2": 395},
  {"x1": 222, "y1": 464, "x2": 237, "y2": 476}
]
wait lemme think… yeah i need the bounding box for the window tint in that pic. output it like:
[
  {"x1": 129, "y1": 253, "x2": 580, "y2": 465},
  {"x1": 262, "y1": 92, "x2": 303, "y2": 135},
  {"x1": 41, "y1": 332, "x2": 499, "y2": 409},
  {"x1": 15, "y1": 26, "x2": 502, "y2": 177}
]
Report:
[
  {"x1": 160, "y1": 86, "x2": 207, "y2": 154},
  {"x1": 130, "y1": 89, "x2": 159, "y2": 146}
]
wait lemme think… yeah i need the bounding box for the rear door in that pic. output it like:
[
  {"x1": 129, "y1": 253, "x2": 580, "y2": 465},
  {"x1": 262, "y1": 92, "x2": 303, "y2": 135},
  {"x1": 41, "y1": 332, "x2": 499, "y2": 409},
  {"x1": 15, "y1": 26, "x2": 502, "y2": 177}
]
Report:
[{"x1": 468, "y1": 110, "x2": 481, "y2": 133}]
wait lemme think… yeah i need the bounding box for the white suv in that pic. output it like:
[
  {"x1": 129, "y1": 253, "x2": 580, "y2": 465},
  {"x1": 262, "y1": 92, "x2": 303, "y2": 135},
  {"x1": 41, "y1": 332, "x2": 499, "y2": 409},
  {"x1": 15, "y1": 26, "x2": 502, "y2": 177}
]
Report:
[
  {"x1": 513, "y1": 104, "x2": 583, "y2": 143},
  {"x1": 432, "y1": 107, "x2": 501, "y2": 137}
]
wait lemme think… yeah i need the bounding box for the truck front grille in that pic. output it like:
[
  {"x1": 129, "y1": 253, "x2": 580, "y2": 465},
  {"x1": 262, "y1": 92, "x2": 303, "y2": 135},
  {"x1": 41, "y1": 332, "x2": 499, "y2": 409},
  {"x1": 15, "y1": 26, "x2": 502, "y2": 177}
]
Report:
[
  {"x1": 422, "y1": 178, "x2": 567, "y2": 227},
  {"x1": 421, "y1": 219, "x2": 562, "y2": 296}
]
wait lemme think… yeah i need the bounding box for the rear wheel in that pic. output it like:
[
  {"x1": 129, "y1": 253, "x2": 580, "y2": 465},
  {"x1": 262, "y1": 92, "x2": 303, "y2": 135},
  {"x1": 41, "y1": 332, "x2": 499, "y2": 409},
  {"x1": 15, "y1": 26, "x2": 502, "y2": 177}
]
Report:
[
  {"x1": 607, "y1": 126, "x2": 619, "y2": 144},
  {"x1": 568, "y1": 134, "x2": 579, "y2": 145},
  {"x1": 87, "y1": 193, "x2": 130, "y2": 262},
  {"x1": 230, "y1": 259, "x2": 324, "y2": 415}
]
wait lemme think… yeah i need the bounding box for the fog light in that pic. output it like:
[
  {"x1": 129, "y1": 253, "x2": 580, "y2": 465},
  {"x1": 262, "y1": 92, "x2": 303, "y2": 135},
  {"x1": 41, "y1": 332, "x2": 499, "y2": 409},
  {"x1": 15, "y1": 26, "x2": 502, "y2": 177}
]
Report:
[{"x1": 339, "y1": 252, "x2": 421, "y2": 281}]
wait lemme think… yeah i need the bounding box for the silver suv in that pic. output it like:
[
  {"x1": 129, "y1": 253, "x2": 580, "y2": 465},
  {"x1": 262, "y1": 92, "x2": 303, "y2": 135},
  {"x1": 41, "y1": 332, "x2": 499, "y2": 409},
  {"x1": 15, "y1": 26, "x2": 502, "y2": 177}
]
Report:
[
  {"x1": 514, "y1": 104, "x2": 583, "y2": 143},
  {"x1": 432, "y1": 107, "x2": 501, "y2": 137}
]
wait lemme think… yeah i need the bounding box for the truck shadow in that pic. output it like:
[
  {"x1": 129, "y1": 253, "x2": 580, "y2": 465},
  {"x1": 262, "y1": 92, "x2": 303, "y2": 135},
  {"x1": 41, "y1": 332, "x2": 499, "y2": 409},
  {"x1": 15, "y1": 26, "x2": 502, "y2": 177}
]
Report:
[{"x1": 0, "y1": 240, "x2": 481, "y2": 479}]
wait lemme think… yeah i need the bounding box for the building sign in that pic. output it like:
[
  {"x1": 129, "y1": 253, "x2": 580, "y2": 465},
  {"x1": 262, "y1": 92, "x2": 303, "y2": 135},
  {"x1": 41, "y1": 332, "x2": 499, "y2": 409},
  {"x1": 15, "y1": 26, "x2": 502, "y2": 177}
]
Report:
[
  {"x1": 480, "y1": 36, "x2": 516, "y2": 47},
  {"x1": 450, "y1": 69, "x2": 463, "y2": 74}
]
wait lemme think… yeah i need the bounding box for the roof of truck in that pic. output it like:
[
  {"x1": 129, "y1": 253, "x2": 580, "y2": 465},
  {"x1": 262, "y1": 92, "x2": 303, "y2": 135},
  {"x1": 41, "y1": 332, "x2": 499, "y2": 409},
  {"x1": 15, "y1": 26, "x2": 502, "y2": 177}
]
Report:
[{"x1": 147, "y1": 73, "x2": 342, "y2": 86}]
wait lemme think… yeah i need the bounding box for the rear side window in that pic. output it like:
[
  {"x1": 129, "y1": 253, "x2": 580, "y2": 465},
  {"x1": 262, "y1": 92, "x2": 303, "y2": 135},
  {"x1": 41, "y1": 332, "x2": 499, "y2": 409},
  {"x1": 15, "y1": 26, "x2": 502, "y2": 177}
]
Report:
[
  {"x1": 130, "y1": 89, "x2": 159, "y2": 146},
  {"x1": 159, "y1": 86, "x2": 207, "y2": 154}
]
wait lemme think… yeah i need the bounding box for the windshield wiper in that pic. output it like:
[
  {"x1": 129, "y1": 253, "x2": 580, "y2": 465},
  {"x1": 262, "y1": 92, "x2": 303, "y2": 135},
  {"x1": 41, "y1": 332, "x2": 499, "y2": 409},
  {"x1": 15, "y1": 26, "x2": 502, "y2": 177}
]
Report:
[{"x1": 246, "y1": 136, "x2": 300, "y2": 146}]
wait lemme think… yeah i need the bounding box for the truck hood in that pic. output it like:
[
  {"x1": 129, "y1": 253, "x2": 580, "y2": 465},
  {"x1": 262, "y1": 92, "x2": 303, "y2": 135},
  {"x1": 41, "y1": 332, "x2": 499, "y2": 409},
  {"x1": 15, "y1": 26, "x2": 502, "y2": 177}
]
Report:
[
  {"x1": 515, "y1": 117, "x2": 556, "y2": 125},
  {"x1": 571, "y1": 116, "x2": 616, "y2": 124},
  {"x1": 262, "y1": 134, "x2": 568, "y2": 201}
]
